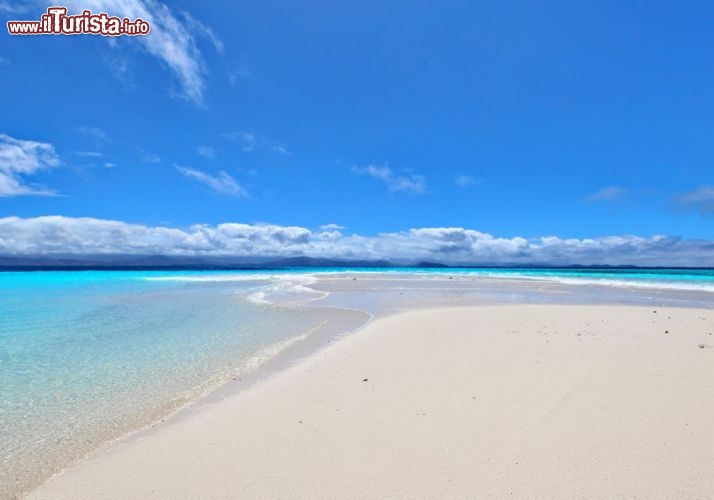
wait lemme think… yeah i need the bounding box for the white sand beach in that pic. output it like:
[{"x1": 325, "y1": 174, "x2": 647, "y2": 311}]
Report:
[{"x1": 28, "y1": 304, "x2": 714, "y2": 499}]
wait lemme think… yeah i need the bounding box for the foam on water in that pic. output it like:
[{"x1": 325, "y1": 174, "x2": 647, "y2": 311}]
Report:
[
  {"x1": 245, "y1": 280, "x2": 327, "y2": 306},
  {"x1": 144, "y1": 273, "x2": 328, "y2": 305},
  {"x1": 142, "y1": 267, "x2": 714, "y2": 293},
  {"x1": 306, "y1": 267, "x2": 714, "y2": 292},
  {"x1": 530, "y1": 275, "x2": 714, "y2": 292}
]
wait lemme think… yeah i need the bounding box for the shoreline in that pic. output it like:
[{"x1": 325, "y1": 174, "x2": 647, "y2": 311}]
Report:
[
  {"x1": 7, "y1": 299, "x2": 371, "y2": 500},
  {"x1": 27, "y1": 301, "x2": 714, "y2": 499}
]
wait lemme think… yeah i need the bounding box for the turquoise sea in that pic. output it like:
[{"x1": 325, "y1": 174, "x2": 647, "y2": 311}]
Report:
[{"x1": 2, "y1": 267, "x2": 714, "y2": 497}]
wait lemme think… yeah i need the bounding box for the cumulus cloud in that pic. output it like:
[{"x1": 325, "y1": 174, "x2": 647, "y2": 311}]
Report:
[
  {"x1": 65, "y1": 0, "x2": 221, "y2": 105},
  {"x1": 176, "y1": 166, "x2": 247, "y2": 196},
  {"x1": 0, "y1": 134, "x2": 60, "y2": 197},
  {"x1": 0, "y1": 216, "x2": 711, "y2": 266},
  {"x1": 675, "y1": 185, "x2": 714, "y2": 214},
  {"x1": 585, "y1": 186, "x2": 627, "y2": 202},
  {"x1": 352, "y1": 164, "x2": 426, "y2": 194},
  {"x1": 221, "y1": 130, "x2": 290, "y2": 155}
]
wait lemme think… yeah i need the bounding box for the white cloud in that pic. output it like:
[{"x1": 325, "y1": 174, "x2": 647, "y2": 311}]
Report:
[
  {"x1": 181, "y1": 10, "x2": 223, "y2": 53},
  {"x1": 586, "y1": 186, "x2": 627, "y2": 202},
  {"x1": 1, "y1": 217, "x2": 709, "y2": 266},
  {"x1": 676, "y1": 185, "x2": 714, "y2": 213},
  {"x1": 0, "y1": 134, "x2": 60, "y2": 197},
  {"x1": 221, "y1": 131, "x2": 290, "y2": 155},
  {"x1": 455, "y1": 175, "x2": 481, "y2": 188},
  {"x1": 352, "y1": 164, "x2": 426, "y2": 194},
  {"x1": 176, "y1": 166, "x2": 247, "y2": 196},
  {"x1": 65, "y1": 0, "x2": 221, "y2": 105},
  {"x1": 320, "y1": 223, "x2": 345, "y2": 231},
  {"x1": 197, "y1": 146, "x2": 215, "y2": 158}
]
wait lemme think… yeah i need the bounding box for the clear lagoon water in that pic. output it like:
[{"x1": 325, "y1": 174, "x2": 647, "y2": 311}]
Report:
[{"x1": 2, "y1": 267, "x2": 714, "y2": 497}]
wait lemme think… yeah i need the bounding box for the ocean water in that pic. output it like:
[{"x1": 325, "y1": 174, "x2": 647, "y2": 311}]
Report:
[{"x1": 2, "y1": 267, "x2": 714, "y2": 497}]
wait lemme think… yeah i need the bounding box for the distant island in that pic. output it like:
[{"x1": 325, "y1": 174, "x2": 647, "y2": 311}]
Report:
[{"x1": 0, "y1": 254, "x2": 710, "y2": 271}]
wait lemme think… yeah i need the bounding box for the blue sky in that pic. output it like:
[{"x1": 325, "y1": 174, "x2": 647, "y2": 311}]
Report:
[{"x1": 1, "y1": 0, "x2": 713, "y2": 264}]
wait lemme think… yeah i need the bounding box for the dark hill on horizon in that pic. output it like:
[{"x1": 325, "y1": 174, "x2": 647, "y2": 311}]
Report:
[{"x1": 0, "y1": 254, "x2": 708, "y2": 270}]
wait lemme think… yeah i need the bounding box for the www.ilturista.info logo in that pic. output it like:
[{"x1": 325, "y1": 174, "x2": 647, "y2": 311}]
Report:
[{"x1": 7, "y1": 6, "x2": 150, "y2": 36}]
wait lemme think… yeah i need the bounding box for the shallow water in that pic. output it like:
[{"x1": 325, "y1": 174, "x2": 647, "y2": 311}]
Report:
[
  {"x1": 313, "y1": 272, "x2": 714, "y2": 314},
  {"x1": 0, "y1": 271, "x2": 362, "y2": 498}
]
